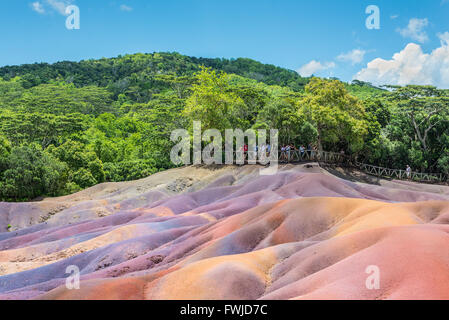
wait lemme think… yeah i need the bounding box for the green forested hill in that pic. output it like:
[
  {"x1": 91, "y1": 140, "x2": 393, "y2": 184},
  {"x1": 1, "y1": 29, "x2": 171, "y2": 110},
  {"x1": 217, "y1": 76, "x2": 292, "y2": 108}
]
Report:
[
  {"x1": 0, "y1": 52, "x2": 309, "y2": 93},
  {"x1": 0, "y1": 52, "x2": 447, "y2": 201}
]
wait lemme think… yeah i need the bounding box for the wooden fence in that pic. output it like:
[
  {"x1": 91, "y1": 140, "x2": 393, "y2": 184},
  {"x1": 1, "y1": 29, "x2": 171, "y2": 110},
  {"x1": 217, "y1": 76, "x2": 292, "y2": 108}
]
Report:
[
  {"x1": 232, "y1": 150, "x2": 448, "y2": 183},
  {"x1": 278, "y1": 150, "x2": 447, "y2": 183}
]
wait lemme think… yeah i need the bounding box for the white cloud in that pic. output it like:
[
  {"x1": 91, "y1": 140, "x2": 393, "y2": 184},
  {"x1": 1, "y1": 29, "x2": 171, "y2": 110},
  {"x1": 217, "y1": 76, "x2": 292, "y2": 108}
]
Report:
[
  {"x1": 397, "y1": 18, "x2": 429, "y2": 43},
  {"x1": 438, "y1": 31, "x2": 449, "y2": 45},
  {"x1": 120, "y1": 4, "x2": 133, "y2": 12},
  {"x1": 31, "y1": 1, "x2": 45, "y2": 14},
  {"x1": 354, "y1": 41, "x2": 449, "y2": 88},
  {"x1": 297, "y1": 60, "x2": 336, "y2": 77},
  {"x1": 337, "y1": 49, "x2": 366, "y2": 65},
  {"x1": 30, "y1": 0, "x2": 74, "y2": 15},
  {"x1": 45, "y1": 0, "x2": 73, "y2": 15}
]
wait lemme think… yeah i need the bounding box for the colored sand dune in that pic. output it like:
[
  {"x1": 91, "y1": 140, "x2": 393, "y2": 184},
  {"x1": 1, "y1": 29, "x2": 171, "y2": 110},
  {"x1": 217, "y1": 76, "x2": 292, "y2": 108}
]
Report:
[{"x1": 1, "y1": 164, "x2": 449, "y2": 300}]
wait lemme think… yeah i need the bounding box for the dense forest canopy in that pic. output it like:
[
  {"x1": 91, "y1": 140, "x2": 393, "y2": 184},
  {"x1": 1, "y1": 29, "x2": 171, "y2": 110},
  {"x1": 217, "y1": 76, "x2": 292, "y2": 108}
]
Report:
[
  {"x1": 0, "y1": 52, "x2": 448, "y2": 201},
  {"x1": 0, "y1": 52, "x2": 309, "y2": 93}
]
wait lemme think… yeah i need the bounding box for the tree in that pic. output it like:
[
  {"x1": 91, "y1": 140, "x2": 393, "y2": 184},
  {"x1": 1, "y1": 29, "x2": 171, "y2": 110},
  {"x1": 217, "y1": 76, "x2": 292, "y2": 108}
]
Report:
[
  {"x1": 183, "y1": 67, "x2": 245, "y2": 132},
  {"x1": 154, "y1": 74, "x2": 194, "y2": 99},
  {"x1": 386, "y1": 85, "x2": 449, "y2": 153},
  {"x1": 0, "y1": 111, "x2": 89, "y2": 147},
  {"x1": 0, "y1": 135, "x2": 11, "y2": 172},
  {"x1": 48, "y1": 139, "x2": 105, "y2": 187},
  {"x1": 255, "y1": 97, "x2": 314, "y2": 145},
  {"x1": 299, "y1": 78, "x2": 369, "y2": 152},
  {"x1": 14, "y1": 82, "x2": 114, "y2": 115},
  {"x1": 0, "y1": 145, "x2": 68, "y2": 201}
]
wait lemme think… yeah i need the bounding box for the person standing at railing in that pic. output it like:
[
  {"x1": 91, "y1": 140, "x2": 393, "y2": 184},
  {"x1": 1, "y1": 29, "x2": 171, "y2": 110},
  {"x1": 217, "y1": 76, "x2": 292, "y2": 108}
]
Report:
[
  {"x1": 285, "y1": 145, "x2": 291, "y2": 162},
  {"x1": 299, "y1": 145, "x2": 305, "y2": 159},
  {"x1": 312, "y1": 145, "x2": 317, "y2": 160},
  {"x1": 290, "y1": 144, "x2": 297, "y2": 161},
  {"x1": 406, "y1": 165, "x2": 411, "y2": 179},
  {"x1": 280, "y1": 145, "x2": 286, "y2": 161},
  {"x1": 307, "y1": 144, "x2": 312, "y2": 158}
]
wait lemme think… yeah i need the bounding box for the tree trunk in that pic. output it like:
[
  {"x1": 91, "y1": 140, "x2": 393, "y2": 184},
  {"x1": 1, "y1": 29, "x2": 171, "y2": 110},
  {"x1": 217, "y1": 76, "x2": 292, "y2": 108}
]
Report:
[{"x1": 317, "y1": 127, "x2": 323, "y2": 151}]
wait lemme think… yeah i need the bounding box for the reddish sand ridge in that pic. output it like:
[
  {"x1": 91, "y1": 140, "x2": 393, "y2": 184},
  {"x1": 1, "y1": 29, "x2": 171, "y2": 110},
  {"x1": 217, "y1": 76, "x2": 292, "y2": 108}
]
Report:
[{"x1": 0, "y1": 164, "x2": 449, "y2": 300}]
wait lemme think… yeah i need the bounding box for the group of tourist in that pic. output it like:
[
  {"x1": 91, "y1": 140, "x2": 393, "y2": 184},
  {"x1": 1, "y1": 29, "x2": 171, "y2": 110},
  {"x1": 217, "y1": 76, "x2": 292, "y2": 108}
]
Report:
[
  {"x1": 236, "y1": 143, "x2": 322, "y2": 161},
  {"x1": 238, "y1": 143, "x2": 272, "y2": 157},
  {"x1": 280, "y1": 144, "x2": 318, "y2": 161}
]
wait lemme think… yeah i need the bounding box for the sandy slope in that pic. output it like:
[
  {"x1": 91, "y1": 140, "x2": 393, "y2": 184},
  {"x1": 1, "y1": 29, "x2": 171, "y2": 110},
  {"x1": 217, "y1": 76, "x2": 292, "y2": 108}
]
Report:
[{"x1": 0, "y1": 163, "x2": 449, "y2": 300}]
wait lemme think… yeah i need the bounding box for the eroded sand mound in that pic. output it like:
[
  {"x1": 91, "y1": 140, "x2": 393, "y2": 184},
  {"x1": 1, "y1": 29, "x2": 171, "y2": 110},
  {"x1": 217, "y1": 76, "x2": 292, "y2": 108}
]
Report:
[{"x1": 1, "y1": 164, "x2": 449, "y2": 300}]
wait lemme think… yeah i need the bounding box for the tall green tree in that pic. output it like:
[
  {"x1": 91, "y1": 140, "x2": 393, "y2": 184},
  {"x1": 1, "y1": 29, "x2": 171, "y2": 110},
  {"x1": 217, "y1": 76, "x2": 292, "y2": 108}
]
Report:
[
  {"x1": 0, "y1": 145, "x2": 68, "y2": 201},
  {"x1": 386, "y1": 85, "x2": 449, "y2": 154},
  {"x1": 299, "y1": 78, "x2": 369, "y2": 152},
  {"x1": 183, "y1": 67, "x2": 245, "y2": 132}
]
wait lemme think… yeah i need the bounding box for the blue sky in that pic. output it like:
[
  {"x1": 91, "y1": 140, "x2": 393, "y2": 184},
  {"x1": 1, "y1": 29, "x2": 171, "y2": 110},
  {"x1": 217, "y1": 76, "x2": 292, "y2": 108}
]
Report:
[{"x1": 1, "y1": 0, "x2": 449, "y2": 86}]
